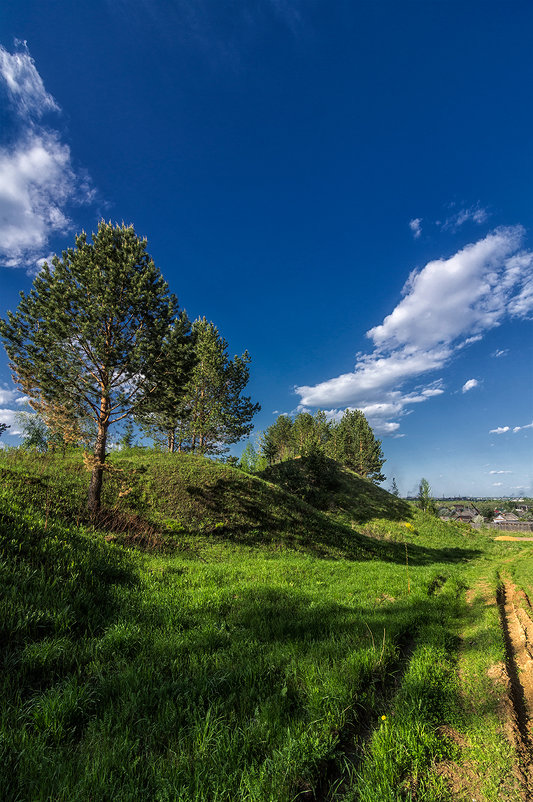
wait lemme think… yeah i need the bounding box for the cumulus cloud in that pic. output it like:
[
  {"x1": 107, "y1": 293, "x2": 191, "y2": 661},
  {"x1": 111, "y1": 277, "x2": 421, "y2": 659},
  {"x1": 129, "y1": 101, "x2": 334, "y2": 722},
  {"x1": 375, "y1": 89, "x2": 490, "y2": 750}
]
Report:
[
  {"x1": 0, "y1": 390, "x2": 17, "y2": 405},
  {"x1": 296, "y1": 227, "x2": 533, "y2": 435},
  {"x1": 0, "y1": 42, "x2": 95, "y2": 270},
  {"x1": 462, "y1": 379, "x2": 479, "y2": 393},
  {"x1": 409, "y1": 218, "x2": 422, "y2": 239},
  {"x1": 508, "y1": 272, "x2": 533, "y2": 318},
  {"x1": 492, "y1": 482, "x2": 503, "y2": 487},
  {"x1": 0, "y1": 132, "x2": 80, "y2": 268},
  {"x1": 367, "y1": 227, "x2": 531, "y2": 349},
  {"x1": 490, "y1": 426, "x2": 510, "y2": 434},
  {"x1": 489, "y1": 470, "x2": 512, "y2": 474},
  {"x1": 0, "y1": 409, "x2": 22, "y2": 435}
]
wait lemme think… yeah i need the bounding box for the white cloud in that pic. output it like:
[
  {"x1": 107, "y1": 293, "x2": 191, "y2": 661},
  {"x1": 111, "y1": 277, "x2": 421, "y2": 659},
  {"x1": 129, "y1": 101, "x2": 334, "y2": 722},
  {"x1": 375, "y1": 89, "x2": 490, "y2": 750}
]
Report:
[
  {"x1": 368, "y1": 227, "x2": 530, "y2": 349},
  {"x1": 508, "y1": 272, "x2": 533, "y2": 318},
  {"x1": 0, "y1": 132, "x2": 79, "y2": 268},
  {"x1": 489, "y1": 470, "x2": 512, "y2": 474},
  {"x1": 409, "y1": 218, "x2": 422, "y2": 239},
  {"x1": 0, "y1": 43, "x2": 95, "y2": 270},
  {"x1": 0, "y1": 389, "x2": 29, "y2": 406},
  {"x1": 0, "y1": 390, "x2": 17, "y2": 405},
  {"x1": 0, "y1": 409, "x2": 22, "y2": 435},
  {"x1": 489, "y1": 421, "x2": 533, "y2": 435},
  {"x1": 492, "y1": 482, "x2": 503, "y2": 486},
  {"x1": 491, "y1": 348, "x2": 509, "y2": 358},
  {"x1": 440, "y1": 204, "x2": 489, "y2": 232},
  {"x1": 0, "y1": 42, "x2": 59, "y2": 118},
  {"x1": 462, "y1": 378, "x2": 479, "y2": 393},
  {"x1": 296, "y1": 227, "x2": 533, "y2": 434},
  {"x1": 513, "y1": 422, "x2": 533, "y2": 433}
]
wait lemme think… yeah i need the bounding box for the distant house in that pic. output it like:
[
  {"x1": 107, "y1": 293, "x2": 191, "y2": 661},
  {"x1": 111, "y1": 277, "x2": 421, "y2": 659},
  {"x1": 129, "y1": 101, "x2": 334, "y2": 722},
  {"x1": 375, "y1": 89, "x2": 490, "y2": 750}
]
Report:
[
  {"x1": 494, "y1": 512, "x2": 520, "y2": 523},
  {"x1": 492, "y1": 512, "x2": 520, "y2": 524},
  {"x1": 451, "y1": 504, "x2": 480, "y2": 522},
  {"x1": 439, "y1": 504, "x2": 481, "y2": 523}
]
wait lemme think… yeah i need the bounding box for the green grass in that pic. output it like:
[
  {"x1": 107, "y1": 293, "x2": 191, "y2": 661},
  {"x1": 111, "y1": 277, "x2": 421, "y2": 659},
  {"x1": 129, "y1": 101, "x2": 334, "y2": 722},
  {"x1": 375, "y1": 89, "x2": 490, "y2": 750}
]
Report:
[{"x1": 0, "y1": 449, "x2": 531, "y2": 801}]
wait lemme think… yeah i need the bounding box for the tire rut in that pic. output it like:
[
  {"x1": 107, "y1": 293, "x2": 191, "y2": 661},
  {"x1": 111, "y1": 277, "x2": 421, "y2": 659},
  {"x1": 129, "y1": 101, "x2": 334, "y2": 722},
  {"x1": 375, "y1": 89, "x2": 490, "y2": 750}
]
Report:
[
  {"x1": 497, "y1": 578, "x2": 533, "y2": 800},
  {"x1": 304, "y1": 635, "x2": 415, "y2": 802}
]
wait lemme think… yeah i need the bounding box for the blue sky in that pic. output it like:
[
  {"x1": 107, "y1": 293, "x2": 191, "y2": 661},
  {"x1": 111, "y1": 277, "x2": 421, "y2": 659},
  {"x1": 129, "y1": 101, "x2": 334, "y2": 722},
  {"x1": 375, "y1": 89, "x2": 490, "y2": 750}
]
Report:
[{"x1": 0, "y1": 0, "x2": 532, "y2": 497}]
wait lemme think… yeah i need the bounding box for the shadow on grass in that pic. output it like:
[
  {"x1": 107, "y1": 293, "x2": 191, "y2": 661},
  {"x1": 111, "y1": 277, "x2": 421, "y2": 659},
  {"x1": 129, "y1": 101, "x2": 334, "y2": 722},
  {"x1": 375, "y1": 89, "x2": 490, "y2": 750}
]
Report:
[
  {"x1": 0, "y1": 506, "x2": 472, "y2": 802},
  {"x1": 184, "y1": 478, "x2": 481, "y2": 566},
  {"x1": 0, "y1": 508, "x2": 139, "y2": 692},
  {"x1": 261, "y1": 457, "x2": 413, "y2": 523},
  {"x1": 211, "y1": 585, "x2": 456, "y2": 647}
]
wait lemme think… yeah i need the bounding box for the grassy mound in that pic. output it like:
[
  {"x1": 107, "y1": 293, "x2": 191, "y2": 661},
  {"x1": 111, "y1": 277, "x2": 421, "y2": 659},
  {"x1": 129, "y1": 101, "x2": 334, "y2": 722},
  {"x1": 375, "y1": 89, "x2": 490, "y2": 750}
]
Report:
[
  {"x1": 0, "y1": 449, "x2": 477, "y2": 566},
  {"x1": 261, "y1": 454, "x2": 411, "y2": 521}
]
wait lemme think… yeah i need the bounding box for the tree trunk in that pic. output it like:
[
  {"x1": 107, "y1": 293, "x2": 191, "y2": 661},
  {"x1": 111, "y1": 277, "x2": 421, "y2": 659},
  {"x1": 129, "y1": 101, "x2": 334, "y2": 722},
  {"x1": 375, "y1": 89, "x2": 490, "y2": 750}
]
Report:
[{"x1": 88, "y1": 420, "x2": 108, "y2": 515}]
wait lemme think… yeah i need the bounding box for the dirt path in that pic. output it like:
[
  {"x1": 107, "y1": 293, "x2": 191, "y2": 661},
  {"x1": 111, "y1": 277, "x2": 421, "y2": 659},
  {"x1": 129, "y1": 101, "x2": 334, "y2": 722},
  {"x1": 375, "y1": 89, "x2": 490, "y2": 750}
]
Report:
[{"x1": 497, "y1": 578, "x2": 533, "y2": 800}]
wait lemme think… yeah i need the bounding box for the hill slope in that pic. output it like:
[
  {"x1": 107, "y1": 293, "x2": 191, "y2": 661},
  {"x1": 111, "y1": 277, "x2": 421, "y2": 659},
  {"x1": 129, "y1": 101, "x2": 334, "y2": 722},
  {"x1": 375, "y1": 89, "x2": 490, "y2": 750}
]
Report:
[
  {"x1": 260, "y1": 454, "x2": 410, "y2": 521},
  {"x1": 0, "y1": 449, "x2": 469, "y2": 565}
]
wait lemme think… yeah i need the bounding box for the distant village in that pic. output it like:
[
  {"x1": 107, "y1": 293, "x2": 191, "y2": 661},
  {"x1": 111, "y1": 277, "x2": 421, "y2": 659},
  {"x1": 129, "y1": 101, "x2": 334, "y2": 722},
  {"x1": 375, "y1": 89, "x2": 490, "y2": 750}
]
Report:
[{"x1": 437, "y1": 502, "x2": 533, "y2": 532}]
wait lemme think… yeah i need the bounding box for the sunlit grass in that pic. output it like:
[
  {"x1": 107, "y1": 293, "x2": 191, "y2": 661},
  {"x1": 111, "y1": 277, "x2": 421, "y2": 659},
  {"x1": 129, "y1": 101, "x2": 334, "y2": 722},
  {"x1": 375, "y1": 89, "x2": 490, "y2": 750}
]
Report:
[{"x1": 0, "y1": 449, "x2": 531, "y2": 801}]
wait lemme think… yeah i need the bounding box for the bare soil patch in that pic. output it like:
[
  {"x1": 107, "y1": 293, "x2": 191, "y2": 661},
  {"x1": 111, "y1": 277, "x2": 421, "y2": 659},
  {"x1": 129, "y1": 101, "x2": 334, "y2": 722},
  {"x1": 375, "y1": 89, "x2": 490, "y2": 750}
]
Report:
[
  {"x1": 497, "y1": 579, "x2": 533, "y2": 800},
  {"x1": 495, "y1": 537, "x2": 533, "y2": 542}
]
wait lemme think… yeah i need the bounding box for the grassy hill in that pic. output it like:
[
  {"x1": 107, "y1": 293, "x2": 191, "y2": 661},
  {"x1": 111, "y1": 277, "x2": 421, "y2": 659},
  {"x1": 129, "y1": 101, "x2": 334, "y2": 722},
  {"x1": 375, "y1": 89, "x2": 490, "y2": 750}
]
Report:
[{"x1": 0, "y1": 448, "x2": 530, "y2": 801}]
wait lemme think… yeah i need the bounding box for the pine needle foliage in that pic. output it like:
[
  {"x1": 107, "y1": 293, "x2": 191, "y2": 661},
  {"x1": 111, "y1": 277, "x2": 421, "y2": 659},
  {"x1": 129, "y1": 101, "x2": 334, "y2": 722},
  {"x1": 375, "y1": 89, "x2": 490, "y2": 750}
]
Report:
[{"x1": 140, "y1": 317, "x2": 260, "y2": 455}]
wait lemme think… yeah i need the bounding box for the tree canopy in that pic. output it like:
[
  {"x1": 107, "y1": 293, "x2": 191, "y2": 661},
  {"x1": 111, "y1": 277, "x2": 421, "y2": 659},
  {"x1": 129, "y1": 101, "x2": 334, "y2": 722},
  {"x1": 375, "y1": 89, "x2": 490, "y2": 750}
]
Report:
[
  {"x1": 260, "y1": 408, "x2": 386, "y2": 483},
  {"x1": 140, "y1": 317, "x2": 260, "y2": 455}
]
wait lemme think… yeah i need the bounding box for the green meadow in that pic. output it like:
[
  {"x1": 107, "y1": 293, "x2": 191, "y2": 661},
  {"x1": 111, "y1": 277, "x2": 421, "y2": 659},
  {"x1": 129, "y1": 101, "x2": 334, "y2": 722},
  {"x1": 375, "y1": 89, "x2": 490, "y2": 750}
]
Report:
[{"x1": 0, "y1": 450, "x2": 531, "y2": 801}]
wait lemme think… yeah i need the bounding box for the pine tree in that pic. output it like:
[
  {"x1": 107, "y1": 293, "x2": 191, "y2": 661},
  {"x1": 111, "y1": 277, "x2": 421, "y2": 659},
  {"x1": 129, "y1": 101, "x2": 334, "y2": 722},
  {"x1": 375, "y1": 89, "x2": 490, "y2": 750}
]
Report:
[
  {"x1": 333, "y1": 409, "x2": 386, "y2": 482},
  {"x1": 0, "y1": 221, "x2": 178, "y2": 513},
  {"x1": 134, "y1": 312, "x2": 195, "y2": 451},
  {"x1": 260, "y1": 414, "x2": 294, "y2": 464},
  {"x1": 261, "y1": 409, "x2": 385, "y2": 482},
  {"x1": 170, "y1": 318, "x2": 260, "y2": 455},
  {"x1": 292, "y1": 412, "x2": 322, "y2": 455}
]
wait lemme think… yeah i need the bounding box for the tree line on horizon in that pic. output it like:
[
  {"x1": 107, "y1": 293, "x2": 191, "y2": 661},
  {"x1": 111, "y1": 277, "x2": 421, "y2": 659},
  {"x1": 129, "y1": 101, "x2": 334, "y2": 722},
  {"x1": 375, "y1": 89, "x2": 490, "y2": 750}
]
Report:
[{"x1": 0, "y1": 222, "x2": 260, "y2": 513}]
